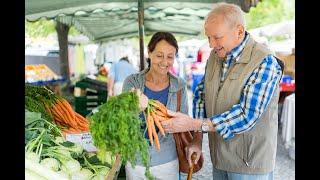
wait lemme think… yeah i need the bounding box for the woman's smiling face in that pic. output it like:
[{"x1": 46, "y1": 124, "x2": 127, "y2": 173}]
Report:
[{"x1": 148, "y1": 40, "x2": 176, "y2": 75}]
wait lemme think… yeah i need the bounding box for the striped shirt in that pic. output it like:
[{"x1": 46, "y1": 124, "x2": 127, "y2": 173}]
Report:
[{"x1": 192, "y1": 32, "x2": 283, "y2": 140}]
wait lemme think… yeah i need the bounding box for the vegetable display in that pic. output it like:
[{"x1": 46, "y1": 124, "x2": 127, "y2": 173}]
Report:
[
  {"x1": 25, "y1": 110, "x2": 115, "y2": 180},
  {"x1": 25, "y1": 84, "x2": 175, "y2": 179},
  {"x1": 25, "y1": 84, "x2": 90, "y2": 134}
]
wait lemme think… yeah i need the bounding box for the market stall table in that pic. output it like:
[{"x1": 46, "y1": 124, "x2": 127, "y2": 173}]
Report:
[
  {"x1": 280, "y1": 93, "x2": 295, "y2": 159},
  {"x1": 279, "y1": 82, "x2": 295, "y2": 103}
]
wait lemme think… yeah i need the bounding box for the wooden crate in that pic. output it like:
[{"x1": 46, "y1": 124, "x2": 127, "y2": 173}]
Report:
[
  {"x1": 106, "y1": 154, "x2": 122, "y2": 180},
  {"x1": 276, "y1": 49, "x2": 295, "y2": 78}
]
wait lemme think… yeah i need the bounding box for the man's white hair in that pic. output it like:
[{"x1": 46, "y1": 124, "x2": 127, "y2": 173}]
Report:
[{"x1": 205, "y1": 2, "x2": 246, "y2": 29}]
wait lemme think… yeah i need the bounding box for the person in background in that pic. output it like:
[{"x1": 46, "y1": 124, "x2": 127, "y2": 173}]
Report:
[
  {"x1": 161, "y1": 2, "x2": 283, "y2": 180},
  {"x1": 122, "y1": 32, "x2": 199, "y2": 180},
  {"x1": 107, "y1": 56, "x2": 137, "y2": 96}
]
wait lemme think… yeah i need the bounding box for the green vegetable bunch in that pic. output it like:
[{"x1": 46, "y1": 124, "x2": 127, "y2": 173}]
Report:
[
  {"x1": 89, "y1": 92, "x2": 153, "y2": 179},
  {"x1": 25, "y1": 84, "x2": 59, "y2": 122},
  {"x1": 25, "y1": 109, "x2": 115, "y2": 179}
]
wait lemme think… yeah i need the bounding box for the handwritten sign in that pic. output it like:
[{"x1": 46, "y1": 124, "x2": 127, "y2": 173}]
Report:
[{"x1": 66, "y1": 132, "x2": 97, "y2": 152}]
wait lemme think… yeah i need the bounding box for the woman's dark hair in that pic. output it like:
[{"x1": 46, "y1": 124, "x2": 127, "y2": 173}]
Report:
[{"x1": 146, "y1": 32, "x2": 179, "y2": 67}]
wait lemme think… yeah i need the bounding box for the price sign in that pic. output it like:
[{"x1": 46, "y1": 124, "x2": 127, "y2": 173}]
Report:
[
  {"x1": 66, "y1": 132, "x2": 97, "y2": 152},
  {"x1": 80, "y1": 132, "x2": 97, "y2": 152}
]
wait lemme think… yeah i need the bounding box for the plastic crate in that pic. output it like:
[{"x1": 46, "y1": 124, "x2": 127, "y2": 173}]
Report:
[
  {"x1": 75, "y1": 96, "x2": 107, "y2": 104},
  {"x1": 75, "y1": 96, "x2": 106, "y2": 117},
  {"x1": 74, "y1": 85, "x2": 107, "y2": 100},
  {"x1": 75, "y1": 77, "x2": 107, "y2": 91},
  {"x1": 75, "y1": 101, "x2": 105, "y2": 111}
]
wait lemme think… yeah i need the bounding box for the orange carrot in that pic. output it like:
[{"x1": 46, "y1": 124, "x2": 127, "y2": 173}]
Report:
[
  {"x1": 60, "y1": 99, "x2": 76, "y2": 120},
  {"x1": 152, "y1": 101, "x2": 168, "y2": 114},
  {"x1": 152, "y1": 119, "x2": 160, "y2": 151},
  {"x1": 75, "y1": 112, "x2": 89, "y2": 125},
  {"x1": 75, "y1": 115, "x2": 89, "y2": 128},
  {"x1": 56, "y1": 100, "x2": 78, "y2": 128},
  {"x1": 154, "y1": 110, "x2": 168, "y2": 118},
  {"x1": 151, "y1": 112, "x2": 165, "y2": 136},
  {"x1": 147, "y1": 112, "x2": 154, "y2": 146},
  {"x1": 76, "y1": 118, "x2": 89, "y2": 131},
  {"x1": 53, "y1": 116, "x2": 63, "y2": 124},
  {"x1": 51, "y1": 105, "x2": 67, "y2": 123}
]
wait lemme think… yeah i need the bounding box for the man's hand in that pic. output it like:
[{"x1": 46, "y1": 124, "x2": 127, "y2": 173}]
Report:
[
  {"x1": 161, "y1": 110, "x2": 202, "y2": 133},
  {"x1": 185, "y1": 141, "x2": 202, "y2": 167}
]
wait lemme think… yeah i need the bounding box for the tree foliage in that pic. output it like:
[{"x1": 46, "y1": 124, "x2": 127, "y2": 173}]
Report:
[
  {"x1": 245, "y1": 0, "x2": 295, "y2": 30},
  {"x1": 25, "y1": 19, "x2": 56, "y2": 38},
  {"x1": 25, "y1": 19, "x2": 80, "y2": 38}
]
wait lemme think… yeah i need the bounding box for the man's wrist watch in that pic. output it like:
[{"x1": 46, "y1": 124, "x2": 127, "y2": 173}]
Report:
[{"x1": 201, "y1": 120, "x2": 210, "y2": 133}]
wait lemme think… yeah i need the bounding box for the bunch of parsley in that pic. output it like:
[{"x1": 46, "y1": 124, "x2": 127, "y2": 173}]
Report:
[{"x1": 89, "y1": 92, "x2": 153, "y2": 179}]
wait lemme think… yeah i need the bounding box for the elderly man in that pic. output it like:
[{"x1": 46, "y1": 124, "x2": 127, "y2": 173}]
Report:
[{"x1": 161, "y1": 2, "x2": 283, "y2": 180}]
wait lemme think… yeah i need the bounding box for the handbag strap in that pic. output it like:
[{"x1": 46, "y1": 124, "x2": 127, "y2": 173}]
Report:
[{"x1": 177, "y1": 90, "x2": 181, "y2": 112}]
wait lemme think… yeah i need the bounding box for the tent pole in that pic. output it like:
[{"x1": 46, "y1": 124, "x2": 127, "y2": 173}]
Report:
[{"x1": 138, "y1": 0, "x2": 145, "y2": 71}]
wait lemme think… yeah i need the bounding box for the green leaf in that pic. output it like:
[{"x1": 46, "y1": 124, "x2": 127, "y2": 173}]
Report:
[
  {"x1": 25, "y1": 111, "x2": 42, "y2": 126},
  {"x1": 87, "y1": 155, "x2": 101, "y2": 164},
  {"x1": 61, "y1": 141, "x2": 75, "y2": 147}
]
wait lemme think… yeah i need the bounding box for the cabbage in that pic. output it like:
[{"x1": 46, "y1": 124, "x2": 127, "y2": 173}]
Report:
[
  {"x1": 26, "y1": 152, "x2": 40, "y2": 163},
  {"x1": 40, "y1": 158, "x2": 60, "y2": 171},
  {"x1": 25, "y1": 168, "x2": 47, "y2": 180},
  {"x1": 98, "y1": 167, "x2": 110, "y2": 176},
  {"x1": 71, "y1": 168, "x2": 93, "y2": 180},
  {"x1": 60, "y1": 164, "x2": 68, "y2": 173},
  {"x1": 91, "y1": 174, "x2": 105, "y2": 180},
  {"x1": 56, "y1": 170, "x2": 69, "y2": 179},
  {"x1": 63, "y1": 159, "x2": 81, "y2": 175},
  {"x1": 26, "y1": 158, "x2": 69, "y2": 180}
]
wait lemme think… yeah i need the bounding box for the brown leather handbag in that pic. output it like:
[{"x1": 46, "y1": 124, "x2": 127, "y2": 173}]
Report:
[{"x1": 173, "y1": 90, "x2": 204, "y2": 173}]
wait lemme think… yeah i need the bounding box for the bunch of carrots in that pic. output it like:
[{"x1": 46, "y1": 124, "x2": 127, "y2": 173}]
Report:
[
  {"x1": 46, "y1": 97, "x2": 90, "y2": 135},
  {"x1": 145, "y1": 100, "x2": 171, "y2": 151}
]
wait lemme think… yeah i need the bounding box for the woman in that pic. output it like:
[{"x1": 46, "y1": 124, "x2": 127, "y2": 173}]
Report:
[{"x1": 122, "y1": 32, "x2": 189, "y2": 180}]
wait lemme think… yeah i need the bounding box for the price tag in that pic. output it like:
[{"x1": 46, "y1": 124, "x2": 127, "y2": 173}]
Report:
[
  {"x1": 65, "y1": 132, "x2": 97, "y2": 152},
  {"x1": 80, "y1": 132, "x2": 97, "y2": 152}
]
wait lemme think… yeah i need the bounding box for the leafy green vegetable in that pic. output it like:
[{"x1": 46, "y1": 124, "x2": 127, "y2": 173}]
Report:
[
  {"x1": 25, "y1": 110, "x2": 62, "y2": 145},
  {"x1": 25, "y1": 96, "x2": 52, "y2": 122},
  {"x1": 61, "y1": 141, "x2": 75, "y2": 148},
  {"x1": 25, "y1": 84, "x2": 58, "y2": 104},
  {"x1": 89, "y1": 92, "x2": 152, "y2": 179},
  {"x1": 25, "y1": 84, "x2": 66, "y2": 121}
]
